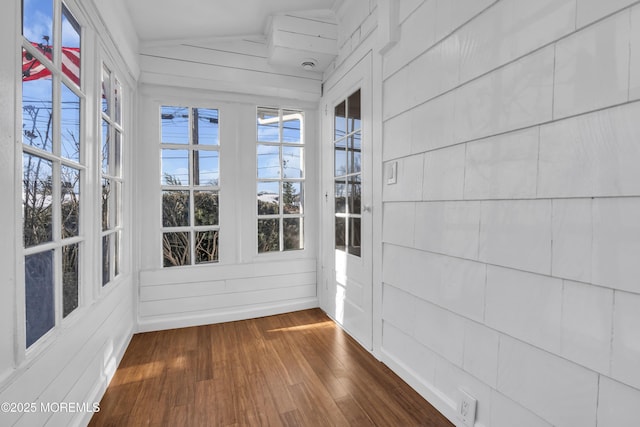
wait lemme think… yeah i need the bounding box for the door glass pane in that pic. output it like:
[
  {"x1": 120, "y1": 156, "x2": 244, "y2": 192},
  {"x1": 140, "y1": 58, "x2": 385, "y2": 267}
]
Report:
[
  {"x1": 335, "y1": 217, "x2": 346, "y2": 251},
  {"x1": 101, "y1": 119, "x2": 109, "y2": 174},
  {"x1": 161, "y1": 106, "x2": 189, "y2": 144},
  {"x1": 282, "y1": 146, "x2": 303, "y2": 178},
  {"x1": 114, "y1": 231, "x2": 120, "y2": 277},
  {"x1": 335, "y1": 179, "x2": 346, "y2": 214},
  {"x1": 348, "y1": 134, "x2": 361, "y2": 174},
  {"x1": 348, "y1": 217, "x2": 361, "y2": 257},
  {"x1": 348, "y1": 176, "x2": 361, "y2": 214},
  {"x1": 194, "y1": 191, "x2": 219, "y2": 226},
  {"x1": 101, "y1": 178, "x2": 110, "y2": 231},
  {"x1": 113, "y1": 130, "x2": 122, "y2": 177},
  {"x1": 334, "y1": 139, "x2": 347, "y2": 176},
  {"x1": 284, "y1": 218, "x2": 303, "y2": 251},
  {"x1": 161, "y1": 149, "x2": 189, "y2": 185},
  {"x1": 257, "y1": 107, "x2": 280, "y2": 142},
  {"x1": 348, "y1": 89, "x2": 361, "y2": 132},
  {"x1": 162, "y1": 190, "x2": 190, "y2": 227},
  {"x1": 62, "y1": 243, "x2": 79, "y2": 317},
  {"x1": 283, "y1": 182, "x2": 302, "y2": 214},
  {"x1": 282, "y1": 110, "x2": 302, "y2": 143},
  {"x1": 61, "y1": 83, "x2": 80, "y2": 162},
  {"x1": 114, "y1": 78, "x2": 122, "y2": 124},
  {"x1": 102, "y1": 235, "x2": 110, "y2": 286},
  {"x1": 195, "y1": 150, "x2": 219, "y2": 186},
  {"x1": 194, "y1": 108, "x2": 219, "y2": 145},
  {"x1": 257, "y1": 181, "x2": 279, "y2": 215},
  {"x1": 258, "y1": 219, "x2": 279, "y2": 253},
  {"x1": 23, "y1": 153, "x2": 53, "y2": 247},
  {"x1": 257, "y1": 144, "x2": 280, "y2": 178},
  {"x1": 334, "y1": 101, "x2": 346, "y2": 140},
  {"x1": 25, "y1": 250, "x2": 54, "y2": 348},
  {"x1": 61, "y1": 165, "x2": 80, "y2": 238},
  {"x1": 102, "y1": 65, "x2": 110, "y2": 115},
  {"x1": 195, "y1": 230, "x2": 219, "y2": 264},
  {"x1": 22, "y1": 66, "x2": 53, "y2": 152},
  {"x1": 163, "y1": 232, "x2": 191, "y2": 267}
]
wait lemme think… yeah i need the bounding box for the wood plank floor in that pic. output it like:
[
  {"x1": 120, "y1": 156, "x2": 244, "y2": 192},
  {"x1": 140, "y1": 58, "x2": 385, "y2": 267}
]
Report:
[{"x1": 89, "y1": 309, "x2": 454, "y2": 426}]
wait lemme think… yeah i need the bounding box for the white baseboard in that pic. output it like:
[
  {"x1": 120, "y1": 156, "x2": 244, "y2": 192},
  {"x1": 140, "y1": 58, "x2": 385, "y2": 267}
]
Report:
[{"x1": 136, "y1": 297, "x2": 320, "y2": 333}]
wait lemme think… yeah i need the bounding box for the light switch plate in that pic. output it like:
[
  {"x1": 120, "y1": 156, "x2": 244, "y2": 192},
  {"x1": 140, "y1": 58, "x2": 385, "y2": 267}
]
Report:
[{"x1": 386, "y1": 161, "x2": 397, "y2": 185}]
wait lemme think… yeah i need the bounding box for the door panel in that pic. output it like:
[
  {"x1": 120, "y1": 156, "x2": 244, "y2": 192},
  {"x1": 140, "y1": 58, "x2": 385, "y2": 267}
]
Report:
[{"x1": 321, "y1": 53, "x2": 372, "y2": 350}]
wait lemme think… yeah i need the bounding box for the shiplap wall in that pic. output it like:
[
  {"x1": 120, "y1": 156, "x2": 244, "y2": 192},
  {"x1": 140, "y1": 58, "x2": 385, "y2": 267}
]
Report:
[{"x1": 378, "y1": 0, "x2": 640, "y2": 426}]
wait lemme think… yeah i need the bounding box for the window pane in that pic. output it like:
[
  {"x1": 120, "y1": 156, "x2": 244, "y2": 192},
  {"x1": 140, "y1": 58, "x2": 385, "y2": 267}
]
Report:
[
  {"x1": 25, "y1": 250, "x2": 54, "y2": 347},
  {"x1": 62, "y1": 243, "x2": 78, "y2": 317},
  {"x1": 195, "y1": 150, "x2": 219, "y2": 186},
  {"x1": 22, "y1": 68, "x2": 53, "y2": 152},
  {"x1": 334, "y1": 179, "x2": 346, "y2": 214},
  {"x1": 348, "y1": 175, "x2": 361, "y2": 215},
  {"x1": 114, "y1": 78, "x2": 122, "y2": 124},
  {"x1": 258, "y1": 219, "x2": 279, "y2": 253},
  {"x1": 257, "y1": 181, "x2": 279, "y2": 215},
  {"x1": 61, "y1": 165, "x2": 80, "y2": 238},
  {"x1": 114, "y1": 231, "x2": 120, "y2": 277},
  {"x1": 347, "y1": 89, "x2": 361, "y2": 133},
  {"x1": 60, "y1": 83, "x2": 80, "y2": 162},
  {"x1": 334, "y1": 101, "x2": 346, "y2": 140},
  {"x1": 257, "y1": 144, "x2": 280, "y2": 178},
  {"x1": 348, "y1": 134, "x2": 361, "y2": 174},
  {"x1": 283, "y1": 182, "x2": 302, "y2": 214},
  {"x1": 102, "y1": 235, "x2": 110, "y2": 286},
  {"x1": 282, "y1": 146, "x2": 303, "y2": 178},
  {"x1": 23, "y1": 0, "x2": 54, "y2": 48},
  {"x1": 113, "y1": 130, "x2": 122, "y2": 177},
  {"x1": 282, "y1": 110, "x2": 301, "y2": 143},
  {"x1": 161, "y1": 149, "x2": 189, "y2": 185},
  {"x1": 194, "y1": 191, "x2": 219, "y2": 226},
  {"x1": 113, "y1": 181, "x2": 122, "y2": 227},
  {"x1": 161, "y1": 106, "x2": 189, "y2": 144},
  {"x1": 257, "y1": 107, "x2": 280, "y2": 142},
  {"x1": 101, "y1": 119, "x2": 109, "y2": 174},
  {"x1": 335, "y1": 217, "x2": 345, "y2": 251},
  {"x1": 284, "y1": 218, "x2": 303, "y2": 251},
  {"x1": 334, "y1": 139, "x2": 347, "y2": 176},
  {"x1": 101, "y1": 179, "x2": 110, "y2": 231},
  {"x1": 348, "y1": 217, "x2": 361, "y2": 257},
  {"x1": 61, "y1": 6, "x2": 81, "y2": 86},
  {"x1": 23, "y1": 153, "x2": 53, "y2": 247},
  {"x1": 195, "y1": 230, "x2": 219, "y2": 264},
  {"x1": 163, "y1": 232, "x2": 191, "y2": 267},
  {"x1": 194, "y1": 108, "x2": 219, "y2": 145},
  {"x1": 101, "y1": 65, "x2": 110, "y2": 115},
  {"x1": 162, "y1": 190, "x2": 190, "y2": 227}
]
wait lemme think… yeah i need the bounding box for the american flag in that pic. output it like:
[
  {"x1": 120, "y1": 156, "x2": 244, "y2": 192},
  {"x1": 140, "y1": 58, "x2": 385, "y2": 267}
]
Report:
[{"x1": 22, "y1": 42, "x2": 80, "y2": 86}]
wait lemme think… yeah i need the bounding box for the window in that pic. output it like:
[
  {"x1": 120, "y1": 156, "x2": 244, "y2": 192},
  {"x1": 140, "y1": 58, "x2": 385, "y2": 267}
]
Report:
[
  {"x1": 160, "y1": 106, "x2": 220, "y2": 267},
  {"x1": 21, "y1": 0, "x2": 83, "y2": 347},
  {"x1": 256, "y1": 107, "x2": 304, "y2": 253},
  {"x1": 101, "y1": 64, "x2": 123, "y2": 285},
  {"x1": 334, "y1": 89, "x2": 361, "y2": 256}
]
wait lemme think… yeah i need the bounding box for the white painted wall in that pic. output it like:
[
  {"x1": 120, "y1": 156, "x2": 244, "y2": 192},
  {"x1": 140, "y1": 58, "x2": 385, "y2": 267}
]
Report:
[
  {"x1": 0, "y1": 1, "x2": 137, "y2": 426},
  {"x1": 374, "y1": 0, "x2": 640, "y2": 426}
]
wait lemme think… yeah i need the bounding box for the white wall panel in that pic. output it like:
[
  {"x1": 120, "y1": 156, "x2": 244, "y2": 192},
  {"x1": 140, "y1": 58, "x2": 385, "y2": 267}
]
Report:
[
  {"x1": 551, "y1": 199, "x2": 593, "y2": 283},
  {"x1": 382, "y1": 155, "x2": 424, "y2": 201},
  {"x1": 414, "y1": 300, "x2": 465, "y2": 366},
  {"x1": 611, "y1": 291, "x2": 640, "y2": 389},
  {"x1": 596, "y1": 376, "x2": 640, "y2": 427},
  {"x1": 553, "y1": 11, "x2": 630, "y2": 119},
  {"x1": 464, "y1": 127, "x2": 539, "y2": 200},
  {"x1": 479, "y1": 200, "x2": 552, "y2": 274},
  {"x1": 463, "y1": 321, "x2": 500, "y2": 388},
  {"x1": 577, "y1": 0, "x2": 639, "y2": 27},
  {"x1": 423, "y1": 144, "x2": 465, "y2": 201},
  {"x1": 382, "y1": 202, "x2": 415, "y2": 246},
  {"x1": 485, "y1": 266, "x2": 562, "y2": 353},
  {"x1": 497, "y1": 336, "x2": 598, "y2": 427},
  {"x1": 414, "y1": 201, "x2": 480, "y2": 259},
  {"x1": 629, "y1": 5, "x2": 640, "y2": 100},
  {"x1": 490, "y1": 390, "x2": 554, "y2": 427},
  {"x1": 561, "y1": 281, "x2": 613, "y2": 374}
]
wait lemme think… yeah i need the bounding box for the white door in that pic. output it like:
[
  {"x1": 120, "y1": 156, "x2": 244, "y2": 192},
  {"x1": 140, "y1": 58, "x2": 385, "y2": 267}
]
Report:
[{"x1": 321, "y1": 53, "x2": 372, "y2": 349}]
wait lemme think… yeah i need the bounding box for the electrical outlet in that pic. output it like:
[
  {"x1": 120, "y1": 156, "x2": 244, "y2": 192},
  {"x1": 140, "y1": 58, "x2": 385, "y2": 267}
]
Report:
[{"x1": 457, "y1": 388, "x2": 477, "y2": 427}]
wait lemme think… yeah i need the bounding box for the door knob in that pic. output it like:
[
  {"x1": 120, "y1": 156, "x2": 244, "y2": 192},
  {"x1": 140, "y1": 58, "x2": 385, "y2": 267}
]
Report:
[{"x1": 363, "y1": 205, "x2": 372, "y2": 213}]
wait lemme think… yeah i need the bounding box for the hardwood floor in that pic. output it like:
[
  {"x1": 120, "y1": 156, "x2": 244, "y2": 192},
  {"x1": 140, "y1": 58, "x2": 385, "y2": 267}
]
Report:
[{"x1": 89, "y1": 309, "x2": 454, "y2": 426}]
